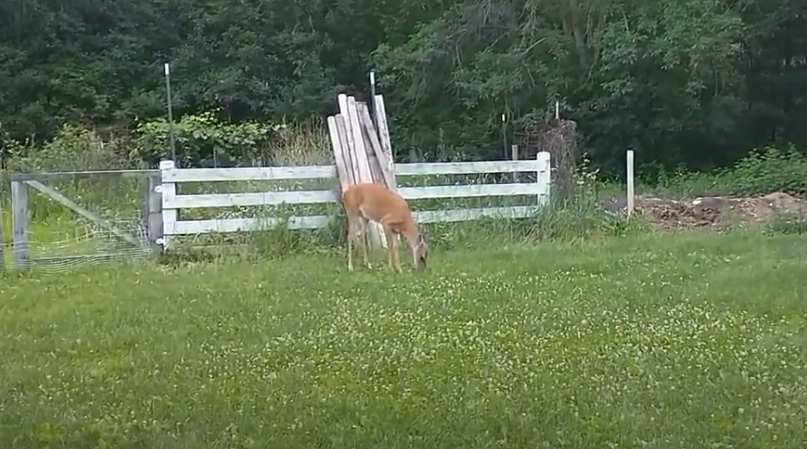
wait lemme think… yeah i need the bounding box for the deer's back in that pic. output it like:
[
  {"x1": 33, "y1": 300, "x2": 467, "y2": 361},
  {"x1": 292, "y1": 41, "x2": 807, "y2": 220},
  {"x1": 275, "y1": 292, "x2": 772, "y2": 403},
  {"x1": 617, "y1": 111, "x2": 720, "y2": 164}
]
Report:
[{"x1": 343, "y1": 183, "x2": 411, "y2": 222}]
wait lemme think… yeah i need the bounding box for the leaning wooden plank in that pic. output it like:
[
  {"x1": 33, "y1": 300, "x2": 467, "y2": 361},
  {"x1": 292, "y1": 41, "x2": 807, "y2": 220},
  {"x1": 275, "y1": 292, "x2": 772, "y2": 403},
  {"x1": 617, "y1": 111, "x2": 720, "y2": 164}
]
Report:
[
  {"x1": 395, "y1": 160, "x2": 542, "y2": 176},
  {"x1": 372, "y1": 94, "x2": 397, "y2": 187},
  {"x1": 356, "y1": 103, "x2": 387, "y2": 187},
  {"x1": 335, "y1": 115, "x2": 357, "y2": 187},
  {"x1": 337, "y1": 94, "x2": 360, "y2": 186},
  {"x1": 398, "y1": 183, "x2": 544, "y2": 200},
  {"x1": 25, "y1": 180, "x2": 142, "y2": 247},
  {"x1": 162, "y1": 165, "x2": 336, "y2": 183},
  {"x1": 358, "y1": 103, "x2": 397, "y2": 190},
  {"x1": 346, "y1": 96, "x2": 384, "y2": 247},
  {"x1": 164, "y1": 190, "x2": 339, "y2": 209},
  {"x1": 169, "y1": 215, "x2": 333, "y2": 235},
  {"x1": 327, "y1": 115, "x2": 353, "y2": 194},
  {"x1": 346, "y1": 97, "x2": 375, "y2": 185},
  {"x1": 358, "y1": 103, "x2": 401, "y2": 246}
]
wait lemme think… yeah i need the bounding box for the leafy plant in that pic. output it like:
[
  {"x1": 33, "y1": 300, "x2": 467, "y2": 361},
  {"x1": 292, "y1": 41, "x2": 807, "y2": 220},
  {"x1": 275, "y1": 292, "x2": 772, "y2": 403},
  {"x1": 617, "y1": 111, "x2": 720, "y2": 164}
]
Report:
[
  {"x1": 133, "y1": 111, "x2": 286, "y2": 166},
  {"x1": 639, "y1": 145, "x2": 807, "y2": 198},
  {"x1": 721, "y1": 145, "x2": 807, "y2": 196},
  {"x1": 5, "y1": 125, "x2": 134, "y2": 172}
]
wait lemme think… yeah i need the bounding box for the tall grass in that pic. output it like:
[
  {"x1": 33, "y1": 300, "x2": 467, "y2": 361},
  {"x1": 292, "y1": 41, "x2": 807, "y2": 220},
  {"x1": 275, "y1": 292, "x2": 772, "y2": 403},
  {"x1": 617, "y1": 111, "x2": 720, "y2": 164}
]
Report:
[
  {"x1": 0, "y1": 120, "x2": 339, "y2": 261},
  {"x1": 3, "y1": 119, "x2": 807, "y2": 268}
]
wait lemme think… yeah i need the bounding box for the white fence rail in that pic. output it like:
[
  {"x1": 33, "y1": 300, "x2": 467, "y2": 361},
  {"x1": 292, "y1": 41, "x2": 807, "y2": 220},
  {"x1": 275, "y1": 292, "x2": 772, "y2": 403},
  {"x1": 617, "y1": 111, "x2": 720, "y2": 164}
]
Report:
[{"x1": 158, "y1": 152, "x2": 551, "y2": 247}]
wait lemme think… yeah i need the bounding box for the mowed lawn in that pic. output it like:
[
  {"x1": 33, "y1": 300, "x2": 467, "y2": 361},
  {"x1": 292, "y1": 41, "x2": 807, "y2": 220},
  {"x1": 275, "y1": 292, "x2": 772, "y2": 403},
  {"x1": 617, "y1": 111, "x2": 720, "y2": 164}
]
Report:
[{"x1": 1, "y1": 232, "x2": 807, "y2": 448}]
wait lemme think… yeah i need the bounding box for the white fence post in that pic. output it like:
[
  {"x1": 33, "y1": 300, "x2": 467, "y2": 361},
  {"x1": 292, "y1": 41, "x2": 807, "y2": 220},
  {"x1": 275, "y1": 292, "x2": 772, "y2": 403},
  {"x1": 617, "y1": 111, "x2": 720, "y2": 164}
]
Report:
[
  {"x1": 159, "y1": 160, "x2": 177, "y2": 249},
  {"x1": 536, "y1": 151, "x2": 551, "y2": 206},
  {"x1": 626, "y1": 150, "x2": 635, "y2": 217}
]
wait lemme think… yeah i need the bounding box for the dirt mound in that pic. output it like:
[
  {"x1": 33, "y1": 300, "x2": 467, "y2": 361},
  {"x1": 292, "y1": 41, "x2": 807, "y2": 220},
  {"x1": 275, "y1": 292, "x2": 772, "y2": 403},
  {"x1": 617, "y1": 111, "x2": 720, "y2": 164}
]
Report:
[{"x1": 602, "y1": 192, "x2": 807, "y2": 229}]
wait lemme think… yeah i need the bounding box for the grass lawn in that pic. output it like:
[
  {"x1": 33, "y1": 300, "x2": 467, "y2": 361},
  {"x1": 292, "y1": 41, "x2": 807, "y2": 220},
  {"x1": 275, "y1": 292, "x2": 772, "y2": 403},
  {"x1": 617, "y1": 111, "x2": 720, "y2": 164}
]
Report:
[{"x1": 1, "y1": 231, "x2": 807, "y2": 448}]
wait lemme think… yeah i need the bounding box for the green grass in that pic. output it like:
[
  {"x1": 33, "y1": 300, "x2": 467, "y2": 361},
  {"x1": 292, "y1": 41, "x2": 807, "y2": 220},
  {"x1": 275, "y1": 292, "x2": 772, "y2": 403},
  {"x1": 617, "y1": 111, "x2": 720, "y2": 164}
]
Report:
[{"x1": 1, "y1": 231, "x2": 806, "y2": 448}]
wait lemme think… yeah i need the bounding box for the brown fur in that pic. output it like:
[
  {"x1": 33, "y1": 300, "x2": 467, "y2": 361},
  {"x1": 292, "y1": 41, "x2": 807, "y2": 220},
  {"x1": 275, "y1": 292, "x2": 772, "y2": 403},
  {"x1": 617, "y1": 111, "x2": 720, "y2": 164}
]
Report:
[{"x1": 342, "y1": 182, "x2": 429, "y2": 272}]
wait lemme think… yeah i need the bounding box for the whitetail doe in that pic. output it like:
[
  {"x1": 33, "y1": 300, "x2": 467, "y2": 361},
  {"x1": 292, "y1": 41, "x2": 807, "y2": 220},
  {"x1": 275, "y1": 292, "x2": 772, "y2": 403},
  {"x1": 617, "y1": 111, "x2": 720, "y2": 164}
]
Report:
[{"x1": 341, "y1": 182, "x2": 429, "y2": 272}]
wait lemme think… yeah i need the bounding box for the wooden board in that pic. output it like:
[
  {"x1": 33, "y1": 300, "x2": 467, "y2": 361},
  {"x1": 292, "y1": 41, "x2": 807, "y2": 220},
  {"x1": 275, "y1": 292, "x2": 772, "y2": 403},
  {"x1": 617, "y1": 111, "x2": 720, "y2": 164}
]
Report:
[
  {"x1": 358, "y1": 103, "x2": 396, "y2": 190},
  {"x1": 372, "y1": 95, "x2": 397, "y2": 188}
]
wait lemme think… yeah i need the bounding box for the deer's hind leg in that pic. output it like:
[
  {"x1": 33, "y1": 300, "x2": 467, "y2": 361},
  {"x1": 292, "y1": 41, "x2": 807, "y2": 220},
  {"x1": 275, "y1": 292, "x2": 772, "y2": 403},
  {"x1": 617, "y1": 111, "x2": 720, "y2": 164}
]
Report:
[
  {"x1": 391, "y1": 229, "x2": 402, "y2": 272},
  {"x1": 359, "y1": 218, "x2": 372, "y2": 269},
  {"x1": 347, "y1": 216, "x2": 372, "y2": 270},
  {"x1": 347, "y1": 216, "x2": 359, "y2": 271}
]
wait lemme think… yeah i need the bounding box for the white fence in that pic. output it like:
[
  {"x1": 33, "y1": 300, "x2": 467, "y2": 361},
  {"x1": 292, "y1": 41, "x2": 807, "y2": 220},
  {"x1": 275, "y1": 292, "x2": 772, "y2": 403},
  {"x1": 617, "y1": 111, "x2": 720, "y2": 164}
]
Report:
[{"x1": 158, "y1": 152, "x2": 551, "y2": 247}]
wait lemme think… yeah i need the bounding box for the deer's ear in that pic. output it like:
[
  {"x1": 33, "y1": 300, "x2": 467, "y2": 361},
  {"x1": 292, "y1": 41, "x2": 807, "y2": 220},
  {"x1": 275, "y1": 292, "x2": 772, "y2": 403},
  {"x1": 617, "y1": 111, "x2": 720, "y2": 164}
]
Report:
[{"x1": 417, "y1": 233, "x2": 427, "y2": 246}]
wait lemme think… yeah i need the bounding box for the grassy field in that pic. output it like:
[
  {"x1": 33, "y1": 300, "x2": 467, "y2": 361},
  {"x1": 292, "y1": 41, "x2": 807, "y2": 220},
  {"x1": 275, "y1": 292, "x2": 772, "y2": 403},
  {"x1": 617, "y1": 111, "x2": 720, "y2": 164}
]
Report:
[{"x1": 1, "y1": 231, "x2": 806, "y2": 448}]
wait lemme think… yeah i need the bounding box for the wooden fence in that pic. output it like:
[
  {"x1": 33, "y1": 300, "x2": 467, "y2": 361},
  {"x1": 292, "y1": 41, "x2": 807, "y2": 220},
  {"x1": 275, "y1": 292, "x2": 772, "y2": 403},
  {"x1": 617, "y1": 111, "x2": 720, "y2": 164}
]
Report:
[
  {"x1": 159, "y1": 153, "x2": 551, "y2": 248},
  {"x1": 5, "y1": 170, "x2": 161, "y2": 269},
  {"x1": 3, "y1": 153, "x2": 551, "y2": 268}
]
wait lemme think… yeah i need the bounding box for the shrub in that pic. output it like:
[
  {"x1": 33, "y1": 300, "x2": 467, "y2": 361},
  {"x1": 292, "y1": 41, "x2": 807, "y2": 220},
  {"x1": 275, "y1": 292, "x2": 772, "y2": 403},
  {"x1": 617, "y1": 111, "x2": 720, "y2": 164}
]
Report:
[
  {"x1": 720, "y1": 145, "x2": 807, "y2": 196},
  {"x1": 132, "y1": 112, "x2": 332, "y2": 167},
  {"x1": 5, "y1": 124, "x2": 136, "y2": 173},
  {"x1": 647, "y1": 145, "x2": 807, "y2": 198}
]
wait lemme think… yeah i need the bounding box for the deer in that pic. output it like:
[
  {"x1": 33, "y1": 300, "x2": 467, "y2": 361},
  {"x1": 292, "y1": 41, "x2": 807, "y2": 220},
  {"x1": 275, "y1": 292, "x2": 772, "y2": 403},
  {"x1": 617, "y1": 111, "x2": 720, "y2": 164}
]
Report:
[{"x1": 341, "y1": 182, "x2": 429, "y2": 272}]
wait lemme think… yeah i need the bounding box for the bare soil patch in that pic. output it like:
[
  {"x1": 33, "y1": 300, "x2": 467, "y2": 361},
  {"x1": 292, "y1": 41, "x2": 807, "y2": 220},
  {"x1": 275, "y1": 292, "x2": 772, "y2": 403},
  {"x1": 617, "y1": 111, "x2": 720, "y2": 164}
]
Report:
[{"x1": 601, "y1": 191, "x2": 807, "y2": 229}]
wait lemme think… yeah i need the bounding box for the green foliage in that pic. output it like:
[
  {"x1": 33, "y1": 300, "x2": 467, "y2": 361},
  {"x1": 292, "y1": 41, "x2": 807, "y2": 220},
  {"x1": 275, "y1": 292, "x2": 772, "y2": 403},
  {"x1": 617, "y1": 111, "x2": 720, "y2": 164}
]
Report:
[
  {"x1": 5, "y1": 125, "x2": 134, "y2": 172},
  {"x1": 2, "y1": 126, "x2": 144, "y2": 225},
  {"x1": 526, "y1": 201, "x2": 648, "y2": 241},
  {"x1": 133, "y1": 111, "x2": 285, "y2": 165},
  {"x1": 765, "y1": 212, "x2": 807, "y2": 236},
  {"x1": 2, "y1": 233, "x2": 807, "y2": 447},
  {"x1": 0, "y1": 118, "x2": 335, "y2": 241},
  {"x1": 651, "y1": 146, "x2": 807, "y2": 197},
  {"x1": 720, "y1": 146, "x2": 807, "y2": 196},
  {"x1": 1, "y1": 0, "x2": 806, "y2": 172},
  {"x1": 372, "y1": 0, "x2": 751, "y2": 166}
]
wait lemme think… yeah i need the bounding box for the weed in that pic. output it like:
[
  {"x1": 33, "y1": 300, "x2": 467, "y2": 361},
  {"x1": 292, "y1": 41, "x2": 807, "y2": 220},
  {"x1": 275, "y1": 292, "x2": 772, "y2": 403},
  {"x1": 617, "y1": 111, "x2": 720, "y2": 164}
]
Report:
[
  {"x1": 765, "y1": 211, "x2": 807, "y2": 235},
  {"x1": 642, "y1": 145, "x2": 807, "y2": 198}
]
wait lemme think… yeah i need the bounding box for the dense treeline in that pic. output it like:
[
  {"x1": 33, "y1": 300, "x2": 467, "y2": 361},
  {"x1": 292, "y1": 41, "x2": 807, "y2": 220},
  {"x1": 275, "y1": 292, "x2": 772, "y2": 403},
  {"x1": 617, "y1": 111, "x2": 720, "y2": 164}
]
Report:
[{"x1": 0, "y1": 0, "x2": 805, "y2": 174}]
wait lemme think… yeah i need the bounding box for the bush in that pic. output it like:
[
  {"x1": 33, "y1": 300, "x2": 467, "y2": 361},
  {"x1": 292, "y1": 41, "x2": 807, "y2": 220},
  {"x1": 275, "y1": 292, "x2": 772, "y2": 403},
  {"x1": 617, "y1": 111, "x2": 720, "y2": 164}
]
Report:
[
  {"x1": 133, "y1": 112, "x2": 282, "y2": 166},
  {"x1": 650, "y1": 145, "x2": 807, "y2": 198},
  {"x1": 133, "y1": 112, "x2": 332, "y2": 167},
  {"x1": 720, "y1": 145, "x2": 807, "y2": 196},
  {"x1": 5, "y1": 124, "x2": 137, "y2": 173},
  {"x1": 2, "y1": 126, "x2": 146, "y2": 225}
]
